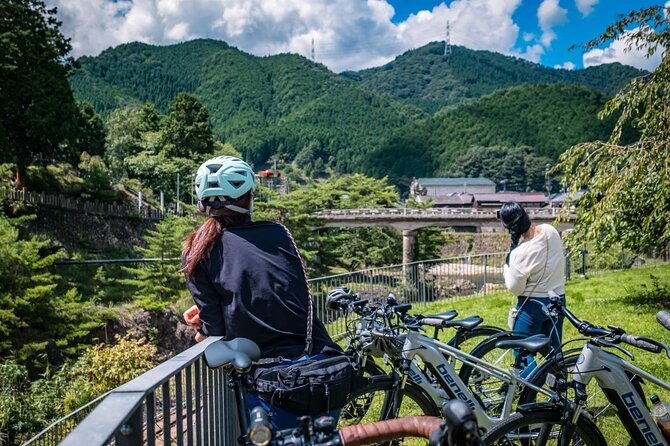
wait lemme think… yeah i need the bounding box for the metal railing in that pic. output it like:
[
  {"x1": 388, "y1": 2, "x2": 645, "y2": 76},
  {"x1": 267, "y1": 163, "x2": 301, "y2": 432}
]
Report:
[
  {"x1": 51, "y1": 252, "x2": 508, "y2": 445},
  {"x1": 34, "y1": 248, "x2": 670, "y2": 445},
  {"x1": 58, "y1": 336, "x2": 238, "y2": 446}
]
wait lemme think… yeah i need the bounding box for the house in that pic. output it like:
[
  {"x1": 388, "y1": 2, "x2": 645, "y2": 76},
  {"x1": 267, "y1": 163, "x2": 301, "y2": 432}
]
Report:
[
  {"x1": 410, "y1": 178, "x2": 496, "y2": 197},
  {"x1": 473, "y1": 192, "x2": 548, "y2": 209},
  {"x1": 549, "y1": 190, "x2": 585, "y2": 209},
  {"x1": 414, "y1": 193, "x2": 474, "y2": 208}
]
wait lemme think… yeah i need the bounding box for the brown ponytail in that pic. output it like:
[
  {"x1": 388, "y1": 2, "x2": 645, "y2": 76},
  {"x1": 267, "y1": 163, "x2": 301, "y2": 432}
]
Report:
[
  {"x1": 181, "y1": 192, "x2": 253, "y2": 278},
  {"x1": 182, "y1": 218, "x2": 222, "y2": 278}
]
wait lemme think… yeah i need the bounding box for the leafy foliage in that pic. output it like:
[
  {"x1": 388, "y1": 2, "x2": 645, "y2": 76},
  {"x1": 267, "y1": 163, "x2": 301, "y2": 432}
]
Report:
[
  {"x1": 121, "y1": 215, "x2": 199, "y2": 309},
  {"x1": 0, "y1": 336, "x2": 157, "y2": 445},
  {"x1": 259, "y1": 174, "x2": 402, "y2": 273},
  {"x1": 555, "y1": 5, "x2": 670, "y2": 253},
  {"x1": 449, "y1": 146, "x2": 554, "y2": 192},
  {"x1": 344, "y1": 42, "x2": 645, "y2": 113},
  {"x1": 70, "y1": 39, "x2": 421, "y2": 171},
  {"x1": 364, "y1": 84, "x2": 617, "y2": 186},
  {"x1": 0, "y1": 0, "x2": 80, "y2": 185}
]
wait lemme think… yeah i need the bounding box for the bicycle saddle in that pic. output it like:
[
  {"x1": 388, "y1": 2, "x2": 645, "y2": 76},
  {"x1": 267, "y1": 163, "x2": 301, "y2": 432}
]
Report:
[
  {"x1": 657, "y1": 311, "x2": 670, "y2": 332},
  {"x1": 420, "y1": 310, "x2": 459, "y2": 327},
  {"x1": 495, "y1": 334, "x2": 550, "y2": 354},
  {"x1": 204, "y1": 338, "x2": 261, "y2": 371},
  {"x1": 440, "y1": 315, "x2": 483, "y2": 330}
]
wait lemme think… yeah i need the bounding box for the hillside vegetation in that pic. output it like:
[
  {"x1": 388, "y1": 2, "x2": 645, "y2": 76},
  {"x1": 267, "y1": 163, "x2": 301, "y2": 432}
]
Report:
[
  {"x1": 70, "y1": 40, "x2": 421, "y2": 172},
  {"x1": 344, "y1": 42, "x2": 645, "y2": 113},
  {"x1": 70, "y1": 39, "x2": 640, "y2": 177},
  {"x1": 363, "y1": 84, "x2": 618, "y2": 185}
]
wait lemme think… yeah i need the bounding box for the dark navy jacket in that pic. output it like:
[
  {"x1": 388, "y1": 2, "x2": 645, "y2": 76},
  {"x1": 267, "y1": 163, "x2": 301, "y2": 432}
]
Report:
[{"x1": 184, "y1": 221, "x2": 340, "y2": 359}]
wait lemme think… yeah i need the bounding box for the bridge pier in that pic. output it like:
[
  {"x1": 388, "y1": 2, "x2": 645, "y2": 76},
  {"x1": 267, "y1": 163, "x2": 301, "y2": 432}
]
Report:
[{"x1": 402, "y1": 229, "x2": 417, "y2": 269}]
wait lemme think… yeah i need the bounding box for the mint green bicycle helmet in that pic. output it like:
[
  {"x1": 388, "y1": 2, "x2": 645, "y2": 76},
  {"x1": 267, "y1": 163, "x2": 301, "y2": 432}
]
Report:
[{"x1": 194, "y1": 156, "x2": 256, "y2": 212}]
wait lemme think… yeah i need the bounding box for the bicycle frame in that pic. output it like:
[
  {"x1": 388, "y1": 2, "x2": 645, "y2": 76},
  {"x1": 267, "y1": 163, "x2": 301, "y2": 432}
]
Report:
[
  {"x1": 573, "y1": 341, "x2": 670, "y2": 446},
  {"x1": 401, "y1": 330, "x2": 555, "y2": 430}
]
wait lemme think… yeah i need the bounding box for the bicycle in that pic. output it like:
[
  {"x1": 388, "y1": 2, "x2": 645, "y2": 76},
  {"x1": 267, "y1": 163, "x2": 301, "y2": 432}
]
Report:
[
  {"x1": 482, "y1": 297, "x2": 670, "y2": 446},
  {"x1": 328, "y1": 289, "x2": 511, "y2": 425},
  {"x1": 202, "y1": 336, "x2": 485, "y2": 446},
  {"x1": 329, "y1": 290, "x2": 571, "y2": 432}
]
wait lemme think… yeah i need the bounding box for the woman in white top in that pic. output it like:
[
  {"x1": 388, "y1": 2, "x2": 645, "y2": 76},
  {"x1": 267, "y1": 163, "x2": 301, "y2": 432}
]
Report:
[{"x1": 501, "y1": 202, "x2": 565, "y2": 374}]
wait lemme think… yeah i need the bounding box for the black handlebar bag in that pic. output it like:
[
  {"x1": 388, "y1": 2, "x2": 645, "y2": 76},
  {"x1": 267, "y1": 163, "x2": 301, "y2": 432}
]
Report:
[{"x1": 251, "y1": 354, "x2": 356, "y2": 415}]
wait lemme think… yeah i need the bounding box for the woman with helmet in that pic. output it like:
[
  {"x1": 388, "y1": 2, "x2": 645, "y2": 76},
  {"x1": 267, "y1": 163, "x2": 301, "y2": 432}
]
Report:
[
  {"x1": 181, "y1": 155, "x2": 342, "y2": 429},
  {"x1": 499, "y1": 201, "x2": 566, "y2": 375}
]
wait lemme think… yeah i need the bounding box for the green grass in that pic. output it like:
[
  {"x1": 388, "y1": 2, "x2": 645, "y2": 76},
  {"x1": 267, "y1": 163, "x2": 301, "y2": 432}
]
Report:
[{"x1": 336, "y1": 264, "x2": 670, "y2": 444}]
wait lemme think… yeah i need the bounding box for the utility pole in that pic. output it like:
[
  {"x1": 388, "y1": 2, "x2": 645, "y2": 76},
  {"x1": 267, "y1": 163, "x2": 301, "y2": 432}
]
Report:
[
  {"x1": 311, "y1": 38, "x2": 315, "y2": 61},
  {"x1": 444, "y1": 20, "x2": 452, "y2": 60}
]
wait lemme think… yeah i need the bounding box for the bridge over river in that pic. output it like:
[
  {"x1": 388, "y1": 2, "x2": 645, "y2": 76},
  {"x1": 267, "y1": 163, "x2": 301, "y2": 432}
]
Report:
[{"x1": 314, "y1": 207, "x2": 575, "y2": 264}]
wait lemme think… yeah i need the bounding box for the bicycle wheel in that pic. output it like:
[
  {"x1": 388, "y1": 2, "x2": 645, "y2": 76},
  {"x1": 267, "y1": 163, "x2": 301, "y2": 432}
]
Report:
[
  {"x1": 338, "y1": 375, "x2": 439, "y2": 426},
  {"x1": 519, "y1": 350, "x2": 645, "y2": 446},
  {"x1": 447, "y1": 325, "x2": 505, "y2": 351},
  {"x1": 482, "y1": 404, "x2": 607, "y2": 446},
  {"x1": 459, "y1": 331, "x2": 545, "y2": 417}
]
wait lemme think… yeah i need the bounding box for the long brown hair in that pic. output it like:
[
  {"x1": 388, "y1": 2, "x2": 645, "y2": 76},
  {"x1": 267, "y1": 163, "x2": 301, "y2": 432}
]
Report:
[{"x1": 181, "y1": 192, "x2": 252, "y2": 278}]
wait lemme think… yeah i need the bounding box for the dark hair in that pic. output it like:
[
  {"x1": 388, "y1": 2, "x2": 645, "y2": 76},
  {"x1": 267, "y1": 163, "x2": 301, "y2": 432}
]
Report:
[
  {"x1": 499, "y1": 202, "x2": 532, "y2": 246},
  {"x1": 181, "y1": 192, "x2": 252, "y2": 278}
]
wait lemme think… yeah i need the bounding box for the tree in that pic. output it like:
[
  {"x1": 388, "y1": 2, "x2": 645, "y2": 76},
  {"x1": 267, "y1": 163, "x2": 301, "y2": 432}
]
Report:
[
  {"x1": 0, "y1": 213, "x2": 65, "y2": 366},
  {"x1": 122, "y1": 215, "x2": 199, "y2": 309},
  {"x1": 104, "y1": 105, "x2": 166, "y2": 179},
  {"x1": 160, "y1": 93, "x2": 214, "y2": 158},
  {"x1": 260, "y1": 174, "x2": 401, "y2": 273},
  {"x1": 0, "y1": 0, "x2": 79, "y2": 188},
  {"x1": 555, "y1": 5, "x2": 670, "y2": 252}
]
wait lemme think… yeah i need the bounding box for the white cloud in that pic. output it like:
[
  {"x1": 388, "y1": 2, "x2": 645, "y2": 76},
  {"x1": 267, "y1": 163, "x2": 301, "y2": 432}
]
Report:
[
  {"x1": 522, "y1": 32, "x2": 536, "y2": 42},
  {"x1": 512, "y1": 44, "x2": 545, "y2": 63},
  {"x1": 49, "y1": 0, "x2": 534, "y2": 72},
  {"x1": 582, "y1": 30, "x2": 663, "y2": 71},
  {"x1": 553, "y1": 61, "x2": 575, "y2": 70},
  {"x1": 575, "y1": 0, "x2": 598, "y2": 17},
  {"x1": 537, "y1": 0, "x2": 567, "y2": 47}
]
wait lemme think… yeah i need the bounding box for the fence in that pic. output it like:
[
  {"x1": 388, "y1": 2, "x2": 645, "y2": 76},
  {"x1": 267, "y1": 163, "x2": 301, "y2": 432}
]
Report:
[
  {"x1": 33, "y1": 249, "x2": 670, "y2": 445},
  {"x1": 1, "y1": 188, "x2": 165, "y2": 220}
]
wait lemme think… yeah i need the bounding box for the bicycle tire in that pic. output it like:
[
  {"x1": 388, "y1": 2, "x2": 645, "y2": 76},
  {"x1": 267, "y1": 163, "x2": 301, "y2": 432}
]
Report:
[
  {"x1": 339, "y1": 375, "x2": 439, "y2": 426},
  {"x1": 482, "y1": 404, "x2": 607, "y2": 446},
  {"x1": 458, "y1": 331, "x2": 546, "y2": 416},
  {"x1": 519, "y1": 350, "x2": 645, "y2": 446}
]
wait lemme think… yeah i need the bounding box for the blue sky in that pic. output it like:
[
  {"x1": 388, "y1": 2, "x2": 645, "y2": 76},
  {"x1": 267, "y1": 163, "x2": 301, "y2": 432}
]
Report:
[
  {"x1": 388, "y1": 0, "x2": 662, "y2": 70},
  {"x1": 51, "y1": 0, "x2": 665, "y2": 73}
]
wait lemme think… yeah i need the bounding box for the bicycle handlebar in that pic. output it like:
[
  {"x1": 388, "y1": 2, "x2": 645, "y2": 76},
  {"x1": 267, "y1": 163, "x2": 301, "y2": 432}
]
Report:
[
  {"x1": 545, "y1": 296, "x2": 667, "y2": 355},
  {"x1": 618, "y1": 333, "x2": 663, "y2": 354},
  {"x1": 657, "y1": 311, "x2": 670, "y2": 332},
  {"x1": 339, "y1": 416, "x2": 442, "y2": 446}
]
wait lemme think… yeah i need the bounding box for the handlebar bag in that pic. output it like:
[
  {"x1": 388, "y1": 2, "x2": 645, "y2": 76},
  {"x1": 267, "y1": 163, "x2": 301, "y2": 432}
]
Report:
[{"x1": 251, "y1": 354, "x2": 356, "y2": 415}]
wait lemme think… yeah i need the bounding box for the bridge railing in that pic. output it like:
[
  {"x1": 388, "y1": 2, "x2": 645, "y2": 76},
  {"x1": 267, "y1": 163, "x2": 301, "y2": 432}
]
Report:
[
  {"x1": 314, "y1": 207, "x2": 562, "y2": 218},
  {"x1": 54, "y1": 253, "x2": 509, "y2": 445}
]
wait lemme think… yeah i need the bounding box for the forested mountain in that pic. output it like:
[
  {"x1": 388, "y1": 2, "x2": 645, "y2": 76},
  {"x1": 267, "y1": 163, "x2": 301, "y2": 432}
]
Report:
[
  {"x1": 69, "y1": 39, "x2": 422, "y2": 172},
  {"x1": 70, "y1": 39, "x2": 638, "y2": 176},
  {"x1": 343, "y1": 42, "x2": 645, "y2": 113},
  {"x1": 362, "y1": 83, "x2": 617, "y2": 186}
]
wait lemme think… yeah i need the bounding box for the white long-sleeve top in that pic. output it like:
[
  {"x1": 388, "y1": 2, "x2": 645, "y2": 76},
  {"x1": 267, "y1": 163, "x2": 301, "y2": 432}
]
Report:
[{"x1": 503, "y1": 224, "x2": 566, "y2": 297}]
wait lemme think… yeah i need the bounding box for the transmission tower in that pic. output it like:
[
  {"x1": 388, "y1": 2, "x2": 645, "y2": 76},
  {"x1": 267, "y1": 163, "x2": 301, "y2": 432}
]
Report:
[
  {"x1": 311, "y1": 38, "x2": 315, "y2": 61},
  {"x1": 444, "y1": 20, "x2": 451, "y2": 60}
]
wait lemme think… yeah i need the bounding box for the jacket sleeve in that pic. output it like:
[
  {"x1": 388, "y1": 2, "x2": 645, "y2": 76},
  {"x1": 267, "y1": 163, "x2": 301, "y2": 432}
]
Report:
[
  {"x1": 185, "y1": 263, "x2": 225, "y2": 336},
  {"x1": 503, "y1": 262, "x2": 528, "y2": 296}
]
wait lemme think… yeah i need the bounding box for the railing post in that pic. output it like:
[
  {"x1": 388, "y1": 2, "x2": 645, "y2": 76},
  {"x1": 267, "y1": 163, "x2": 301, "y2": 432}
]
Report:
[
  {"x1": 483, "y1": 255, "x2": 488, "y2": 294},
  {"x1": 114, "y1": 404, "x2": 143, "y2": 446}
]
